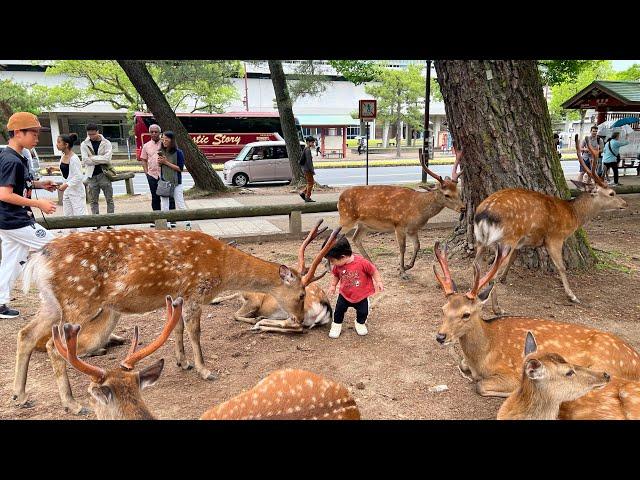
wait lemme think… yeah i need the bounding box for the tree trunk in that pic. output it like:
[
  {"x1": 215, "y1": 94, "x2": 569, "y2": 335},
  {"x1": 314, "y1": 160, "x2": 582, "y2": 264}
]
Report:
[
  {"x1": 268, "y1": 60, "x2": 304, "y2": 186},
  {"x1": 406, "y1": 124, "x2": 412, "y2": 147},
  {"x1": 383, "y1": 121, "x2": 389, "y2": 147},
  {"x1": 117, "y1": 60, "x2": 226, "y2": 193},
  {"x1": 434, "y1": 60, "x2": 593, "y2": 271},
  {"x1": 578, "y1": 108, "x2": 586, "y2": 140}
]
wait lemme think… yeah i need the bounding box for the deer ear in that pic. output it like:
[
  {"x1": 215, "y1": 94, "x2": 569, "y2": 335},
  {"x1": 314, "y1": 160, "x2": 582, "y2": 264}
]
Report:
[
  {"x1": 524, "y1": 331, "x2": 538, "y2": 356},
  {"x1": 279, "y1": 265, "x2": 296, "y2": 285},
  {"x1": 138, "y1": 359, "x2": 164, "y2": 390},
  {"x1": 477, "y1": 283, "x2": 495, "y2": 303},
  {"x1": 89, "y1": 384, "x2": 113, "y2": 405},
  {"x1": 525, "y1": 359, "x2": 546, "y2": 380}
]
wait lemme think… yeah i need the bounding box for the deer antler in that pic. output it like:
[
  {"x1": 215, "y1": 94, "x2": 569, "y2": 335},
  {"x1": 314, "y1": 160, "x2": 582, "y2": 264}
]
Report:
[
  {"x1": 302, "y1": 227, "x2": 342, "y2": 286},
  {"x1": 120, "y1": 295, "x2": 183, "y2": 371},
  {"x1": 298, "y1": 219, "x2": 328, "y2": 275},
  {"x1": 450, "y1": 147, "x2": 463, "y2": 183},
  {"x1": 466, "y1": 244, "x2": 511, "y2": 299},
  {"x1": 574, "y1": 134, "x2": 608, "y2": 188},
  {"x1": 433, "y1": 241, "x2": 458, "y2": 295},
  {"x1": 420, "y1": 149, "x2": 444, "y2": 185},
  {"x1": 52, "y1": 323, "x2": 106, "y2": 383}
]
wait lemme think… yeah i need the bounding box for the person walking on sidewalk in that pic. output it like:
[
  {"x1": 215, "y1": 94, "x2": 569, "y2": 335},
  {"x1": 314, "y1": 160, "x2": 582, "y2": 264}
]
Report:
[
  {"x1": 298, "y1": 136, "x2": 316, "y2": 203},
  {"x1": 602, "y1": 131, "x2": 629, "y2": 187},
  {"x1": 0, "y1": 112, "x2": 58, "y2": 319}
]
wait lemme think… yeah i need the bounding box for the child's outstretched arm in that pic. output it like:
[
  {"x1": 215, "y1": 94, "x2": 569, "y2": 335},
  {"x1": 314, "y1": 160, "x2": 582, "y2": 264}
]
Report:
[
  {"x1": 372, "y1": 268, "x2": 384, "y2": 294},
  {"x1": 328, "y1": 273, "x2": 340, "y2": 296}
]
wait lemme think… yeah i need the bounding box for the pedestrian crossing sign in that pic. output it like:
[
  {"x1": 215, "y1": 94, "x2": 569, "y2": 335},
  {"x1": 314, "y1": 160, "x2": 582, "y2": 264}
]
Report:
[{"x1": 359, "y1": 100, "x2": 377, "y2": 121}]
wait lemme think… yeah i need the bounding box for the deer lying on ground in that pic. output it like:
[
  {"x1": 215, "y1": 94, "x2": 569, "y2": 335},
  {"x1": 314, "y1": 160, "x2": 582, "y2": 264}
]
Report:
[
  {"x1": 53, "y1": 297, "x2": 360, "y2": 420},
  {"x1": 338, "y1": 148, "x2": 465, "y2": 279},
  {"x1": 15, "y1": 224, "x2": 340, "y2": 414},
  {"x1": 473, "y1": 134, "x2": 627, "y2": 314},
  {"x1": 433, "y1": 242, "x2": 640, "y2": 397},
  {"x1": 497, "y1": 332, "x2": 611, "y2": 420},
  {"x1": 498, "y1": 331, "x2": 640, "y2": 420},
  {"x1": 211, "y1": 220, "x2": 333, "y2": 331}
]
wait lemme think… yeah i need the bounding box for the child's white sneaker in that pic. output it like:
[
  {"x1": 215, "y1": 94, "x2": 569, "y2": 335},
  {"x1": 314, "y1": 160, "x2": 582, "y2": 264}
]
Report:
[
  {"x1": 329, "y1": 322, "x2": 342, "y2": 338},
  {"x1": 355, "y1": 322, "x2": 368, "y2": 336}
]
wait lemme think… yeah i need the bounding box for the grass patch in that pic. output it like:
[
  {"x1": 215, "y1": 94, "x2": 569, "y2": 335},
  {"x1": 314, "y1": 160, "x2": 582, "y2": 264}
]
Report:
[{"x1": 594, "y1": 250, "x2": 633, "y2": 274}]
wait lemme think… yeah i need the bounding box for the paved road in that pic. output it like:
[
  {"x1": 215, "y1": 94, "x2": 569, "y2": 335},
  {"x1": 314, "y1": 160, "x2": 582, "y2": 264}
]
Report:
[{"x1": 36, "y1": 162, "x2": 584, "y2": 199}]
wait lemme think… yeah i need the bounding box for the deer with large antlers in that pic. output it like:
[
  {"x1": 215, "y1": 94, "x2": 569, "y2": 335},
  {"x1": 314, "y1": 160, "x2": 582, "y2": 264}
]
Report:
[
  {"x1": 433, "y1": 242, "x2": 640, "y2": 397},
  {"x1": 53, "y1": 296, "x2": 360, "y2": 420},
  {"x1": 14, "y1": 225, "x2": 340, "y2": 414},
  {"x1": 473, "y1": 134, "x2": 627, "y2": 314},
  {"x1": 211, "y1": 220, "x2": 333, "y2": 332},
  {"x1": 337, "y1": 148, "x2": 464, "y2": 279}
]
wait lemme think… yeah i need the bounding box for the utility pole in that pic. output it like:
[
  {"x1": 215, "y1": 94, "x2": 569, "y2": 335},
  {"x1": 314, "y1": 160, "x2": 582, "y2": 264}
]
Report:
[{"x1": 243, "y1": 61, "x2": 249, "y2": 111}]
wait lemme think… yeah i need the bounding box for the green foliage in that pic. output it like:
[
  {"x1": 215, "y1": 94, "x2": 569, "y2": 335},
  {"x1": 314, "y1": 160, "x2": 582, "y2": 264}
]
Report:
[
  {"x1": 46, "y1": 60, "x2": 242, "y2": 113},
  {"x1": 287, "y1": 60, "x2": 331, "y2": 101},
  {"x1": 548, "y1": 61, "x2": 615, "y2": 122},
  {"x1": 614, "y1": 63, "x2": 640, "y2": 81},
  {"x1": 0, "y1": 78, "x2": 81, "y2": 141},
  {"x1": 539, "y1": 60, "x2": 597, "y2": 87},
  {"x1": 365, "y1": 64, "x2": 425, "y2": 131},
  {"x1": 328, "y1": 60, "x2": 382, "y2": 85}
]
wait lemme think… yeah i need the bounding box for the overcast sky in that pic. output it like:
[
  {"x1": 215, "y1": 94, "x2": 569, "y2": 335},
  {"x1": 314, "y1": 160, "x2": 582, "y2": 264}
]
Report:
[{"x1": 611, "y1": 60, "x2": 639, "y2": 71}]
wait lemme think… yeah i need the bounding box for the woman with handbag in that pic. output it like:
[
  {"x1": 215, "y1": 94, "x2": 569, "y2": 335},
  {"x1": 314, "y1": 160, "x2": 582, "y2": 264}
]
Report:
[{"x1": 157, "y1": 131, "x2": 189, "y2": 229}]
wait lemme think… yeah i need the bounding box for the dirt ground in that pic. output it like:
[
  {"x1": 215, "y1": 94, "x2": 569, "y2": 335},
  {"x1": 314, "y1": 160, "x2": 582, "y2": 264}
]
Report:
[{"x1": 1, "y1": 196, "x2": 639, "y2": 420}]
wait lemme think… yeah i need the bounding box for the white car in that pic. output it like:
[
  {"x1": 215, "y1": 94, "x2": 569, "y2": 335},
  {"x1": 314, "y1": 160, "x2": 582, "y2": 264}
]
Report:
[{"x1": 222, "y1": 140, "x2": 305, "y2": 187}]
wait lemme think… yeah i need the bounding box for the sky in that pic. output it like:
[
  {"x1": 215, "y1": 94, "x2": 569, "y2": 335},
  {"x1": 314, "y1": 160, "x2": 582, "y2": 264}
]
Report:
[{"x1": 611, "y1": 60, "x2": 639, "y2": 71}]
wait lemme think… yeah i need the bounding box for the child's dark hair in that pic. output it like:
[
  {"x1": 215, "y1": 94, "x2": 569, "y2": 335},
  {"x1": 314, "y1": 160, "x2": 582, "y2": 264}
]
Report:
[
  {"x1": 86, "y1": 123, "x2": 99, "y2": 132},
  {"x1": 58, "y1": 133, "x2": 78, "y2": 150},
  {"x1": 323, "y1": 235, "x2": 352, "y2": 259}
]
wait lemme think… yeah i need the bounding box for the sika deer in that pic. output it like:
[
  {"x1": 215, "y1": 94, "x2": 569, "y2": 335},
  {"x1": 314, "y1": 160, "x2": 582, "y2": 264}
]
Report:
[
  {"x1": 433, "y1": 242, "x2": 640, "y2": 397},
  {"x1": 211, "y1": 220, "x2": 333, "y2": 331},
  {"x1": 54, "y1": 298, "x2": 360, "y2": 420},
  {"x1": 497, "y1": 332, "x2": 610, "y2": 420},
  {"x1": 473, "y1": 134, "x2": 627, "y2": 314},
  {"x1": 14, "y1": 225, "x2": 340, "y2": 414},
  {"x1": 338, "y1": 148, "x2": 465, "y2": 279}
]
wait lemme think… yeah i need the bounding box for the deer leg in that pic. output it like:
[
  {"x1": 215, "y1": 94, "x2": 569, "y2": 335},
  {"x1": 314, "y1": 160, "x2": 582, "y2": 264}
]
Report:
[
  {"x1": 45, "y1": 337, "x2": 91, "y2": 416},
  {"x1": 404, "y1": 230, "x2": 420, "y2": 271},
  {"x1": 498, "y1": 249, "x2": 518, "y2": 284},
  {"x1": 182, "y1": 301, "x2": 217, "y2": 381},
  {"x1": 12, "y1": 300, "x2": 60, "y2": 408},
  {"x1": 105, "y1": 333, "x2": 127, "y2": 347},
  {"x1": 173, "y1": 311, "x2": 192, "y2": 371},
  {"x1": 251, "y1": 317, "x2": 304, "y2": 333},
  {"x1": 475, "y1": 374, "x2": 517, "y2": 398},
  {"x1": 351, "y1": 224, "x2": 372, "y2": 262},
  {"x1": 474, "y1": 244, "x2": 486, "y2": 265},
  {"x1": 545, "y1": 240, "x2": 579, "y2": 303},
  {"x1": 232, "y1": 302, "x2": 259, "y2": 324},
  {"x1": 210, "y1": 292, "x2": 242, "y2": 305},
  {"x1": 395, "y1": 228, "x2": 410, "y2": 280}
]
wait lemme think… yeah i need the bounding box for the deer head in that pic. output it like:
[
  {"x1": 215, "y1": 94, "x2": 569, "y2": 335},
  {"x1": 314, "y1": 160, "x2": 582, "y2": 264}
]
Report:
[
  {"x1": 52, "y1": 295, "x2": 183, "y2": 420},
  {"x1": 572, "y1": 134, "x2": 627, "y2": 211},
  {"x1": 420, "y1": 148, "x2": 465, "y2": 213},
  {"x1": 519, "y1": 331, "x2": 610, "y2": 403},
  {"x1": 434, "y1": 241, "x2": 510, "y2": 345}
]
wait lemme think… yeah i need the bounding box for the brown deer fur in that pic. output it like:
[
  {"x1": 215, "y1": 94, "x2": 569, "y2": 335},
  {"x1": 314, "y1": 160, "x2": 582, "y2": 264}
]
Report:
[
  {"x1": 338, "y1": 150, "x2": 464, "y2": 279},
  {"x1": 14, "y1": 228, "x2": 334, "y2": 414},
  {"x1": 433, "y1": 243, "x2": 640, "y2": 398}
]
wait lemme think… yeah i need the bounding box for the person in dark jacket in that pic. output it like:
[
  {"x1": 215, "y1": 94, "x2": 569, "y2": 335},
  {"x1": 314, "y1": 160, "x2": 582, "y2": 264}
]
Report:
[{"x1": 298, "y1": 136, "x2": 316, "y2": 203}]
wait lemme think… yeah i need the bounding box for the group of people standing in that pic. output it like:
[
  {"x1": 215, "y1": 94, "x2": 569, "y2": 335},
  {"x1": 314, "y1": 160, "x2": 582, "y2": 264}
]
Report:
[{"x1": 577, "y1": 126, "x2": 628, "y2": 186}]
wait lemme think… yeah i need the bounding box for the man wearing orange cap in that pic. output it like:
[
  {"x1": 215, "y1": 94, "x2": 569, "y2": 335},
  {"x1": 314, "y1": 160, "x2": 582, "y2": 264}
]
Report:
[{"x1": 0, "y1": 112, "x2": 58, "y2": 319}]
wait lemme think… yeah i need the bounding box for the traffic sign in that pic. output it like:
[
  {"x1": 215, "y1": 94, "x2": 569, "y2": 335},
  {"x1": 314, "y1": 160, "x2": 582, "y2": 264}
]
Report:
[{"x1": 359, "y1": 99, "x2": 377, "y2": 121}]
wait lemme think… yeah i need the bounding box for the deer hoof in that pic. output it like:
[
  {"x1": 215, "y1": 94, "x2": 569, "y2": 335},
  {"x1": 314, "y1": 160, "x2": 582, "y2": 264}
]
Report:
[
  {"x1": 399, "y1": 272, "x2": 411, "y2": 281},
  {"x1": 198, "y1": 368, "x2": 218, "y2": 381},
  {"x1": 569, "y1": 296, "x2": 580, "y2": 304},
  {"x1": 177, "y1": 360, "x2": 194, "y2": 371},
  {"x1": 64, "y1": 402, "x2": 90, "y2": 416},
  {"x1": 106, "y1": 334, "x2": 127, "y2": 346},
  {"x1": 12, "y1": 395, "x2": 34, "y2": 409},
  {"x1": 85, "y1": 348, "x2": 107, "y2": 357},
  {"x1": 493, "y1": 307, "x2": 506, "y2": 316}
]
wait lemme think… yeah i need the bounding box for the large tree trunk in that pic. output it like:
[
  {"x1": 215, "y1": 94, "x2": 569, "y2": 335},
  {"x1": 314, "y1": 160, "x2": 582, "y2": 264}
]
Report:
[
  {"x1": 434, "y1": 60, "x2": 593, "y2": 271},
  {"x1": 268, "y1": 60, "x2": 304, "y2": 186},
  {"x1": 118, "y1": 60, "x2": 226, "y2": 193},
  {"x1": 382, "y1": 121, "x2": 389, "y2": 147}
]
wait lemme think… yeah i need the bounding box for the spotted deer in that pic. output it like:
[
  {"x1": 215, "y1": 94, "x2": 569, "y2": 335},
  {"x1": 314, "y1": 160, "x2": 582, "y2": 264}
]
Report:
[
  {"x1": 15, "y1": 225, "x2": 340, "y2": 414},
  {"x1": 497, "y1": 332, "x2": 611, "y2": 420},
  {"x1": 211, "y1": 220, "x2": 333, "y2": 331},
  {"x1": 473, "y1": 134, "x2": 628, "y2": 314},
  {"x1": 53, "y1": 297, "x2": 360, "y2": 420},
  {"x1": 338, "y1": 148, "x2": 464, "y2": 279},
  {"x1": 433, "y1": 242, "x2": 640, "y2": 397}
]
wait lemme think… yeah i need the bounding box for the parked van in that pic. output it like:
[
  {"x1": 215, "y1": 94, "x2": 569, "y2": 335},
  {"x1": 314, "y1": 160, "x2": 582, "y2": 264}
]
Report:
[{"x1": 222, "y1": 140, "x2": 305, "y2": 187}]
